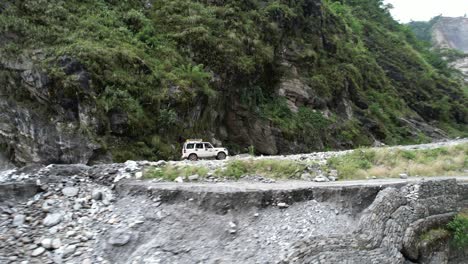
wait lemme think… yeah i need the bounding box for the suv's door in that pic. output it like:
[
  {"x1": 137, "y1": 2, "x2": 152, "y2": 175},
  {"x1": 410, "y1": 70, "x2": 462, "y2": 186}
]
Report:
[
  {"x1": 195, "y1": 143, "x2": 205, "y2": 157},
  {"x1": 204, "y1": 143, "x2": 215, "y2": 158}
]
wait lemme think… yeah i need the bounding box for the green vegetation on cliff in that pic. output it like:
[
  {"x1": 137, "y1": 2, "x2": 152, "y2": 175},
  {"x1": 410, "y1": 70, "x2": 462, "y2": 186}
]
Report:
[{"x1": 1, "y1": 0, "x2": 467, "y2": 162}]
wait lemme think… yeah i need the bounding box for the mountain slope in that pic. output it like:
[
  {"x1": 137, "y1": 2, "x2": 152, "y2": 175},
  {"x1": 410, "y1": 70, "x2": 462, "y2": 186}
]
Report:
[{"x1": 0, "y1": 0, "x2": 467, "y2": 165}]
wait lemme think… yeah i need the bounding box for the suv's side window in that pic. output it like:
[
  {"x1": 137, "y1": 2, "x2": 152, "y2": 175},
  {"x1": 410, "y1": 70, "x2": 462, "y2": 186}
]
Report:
[
  {"x1": 205, "y1": 143, "x2": 213, "y2": 149},
  {"x1": 186, "y1": 143, "x2": 194, "y2": 149},
  {"x1": 195, "y1": 143, "x2": 204, "y2": 149}
]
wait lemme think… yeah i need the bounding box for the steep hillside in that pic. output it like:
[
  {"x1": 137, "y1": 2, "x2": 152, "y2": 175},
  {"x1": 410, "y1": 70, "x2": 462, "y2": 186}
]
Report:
[{"x1": 0, "y1": 0, "x2": 467, "y2": 165}]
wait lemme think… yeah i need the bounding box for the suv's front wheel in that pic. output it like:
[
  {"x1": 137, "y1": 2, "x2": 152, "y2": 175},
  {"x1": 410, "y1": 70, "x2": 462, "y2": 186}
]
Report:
[
  {"x1": 217, "y1": 152, "x2": 226, "y2": 160},
  {"x1": 189, "y1": 154, "x2": 198, "y2": 161}
]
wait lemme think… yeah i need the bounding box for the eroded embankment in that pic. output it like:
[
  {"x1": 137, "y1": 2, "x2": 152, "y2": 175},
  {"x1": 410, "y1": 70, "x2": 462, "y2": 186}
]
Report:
[
  {"x1": 1, "y1": 171, "x2": 467, "y2": 264},
  {"x1": 107, "y1": 178, "x2": 468, "y2": 264}
]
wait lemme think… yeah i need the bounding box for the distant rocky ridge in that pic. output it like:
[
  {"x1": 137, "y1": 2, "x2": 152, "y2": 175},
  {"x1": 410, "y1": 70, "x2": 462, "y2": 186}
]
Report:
[
  {"x1": 433, "y1": 17, "x2": 468, "y2": 82},
  {"x1": 432, "y1": 17, "x2": 468, "y2": 52},
  {"x1": 410, "y1": 16, "x2": 468, "y2": 82}
]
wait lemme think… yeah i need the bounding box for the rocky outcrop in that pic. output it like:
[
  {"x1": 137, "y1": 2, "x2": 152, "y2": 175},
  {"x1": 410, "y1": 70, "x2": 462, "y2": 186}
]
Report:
[{"x1": 0, "y1": 54, "x2": 103, "y2": 165}]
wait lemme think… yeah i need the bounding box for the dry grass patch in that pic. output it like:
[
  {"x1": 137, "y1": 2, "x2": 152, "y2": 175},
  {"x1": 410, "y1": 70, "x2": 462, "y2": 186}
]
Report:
[{"x1": 327, "y1": 143, "x2": 467, "y2": 180}]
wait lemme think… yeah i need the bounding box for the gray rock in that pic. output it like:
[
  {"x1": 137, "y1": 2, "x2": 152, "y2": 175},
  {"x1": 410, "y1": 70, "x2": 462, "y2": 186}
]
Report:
[
  {"x1": 13, "y1": 214, "x2": 26, "y2": 227},
  {"x1": 42, "y1": 200, "x2": 54, "y2": 212},
  {"x1": 52, "y1": 238, "x2": 62, "y2": 249},
  {"x1": 399, "y1": 173, "x2": 409, "y2": 179},
  {"x1": 62, "y1": 187, "x2": 79, "y2": 197},
  {"x1": 41, "y1": 238, "x2": 53, "y2": 249},
  {"x1": 313, "y1": 175, "x2": 330, "y2": 182},
  {"x1": 188, "y1": 174, "x2": 199, "y2": 181},
  {"x1": 277, "y1": 202, "x2": 289, "y2": 209},
  {"x1": 135, "y1": 171, "x2": 143, "y2": 179},
  {"x1": 174, "y1": 176, "x2": 184, "y2": 183},
  {"x1": 63, "y1": 244, "x2": 76, "y2": 258},
  {"x1": 92, "y1": 190, "x2": 103, "y2": 201},
  {"x1": 31, "y1": 247, "x2": 46, "y2": 257},
  {"x1": 108, "y1": 231, "x2": 132, "y2": 246},
  {"x1": 43, "y1": 213, "x2": 62, "y2": 227}
]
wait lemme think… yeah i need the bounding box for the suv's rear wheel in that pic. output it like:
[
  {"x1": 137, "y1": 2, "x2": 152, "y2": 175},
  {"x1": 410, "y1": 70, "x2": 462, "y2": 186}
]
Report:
[
  {"x1": 189, "y1": 154, "x2": 198, "y2": 161},
  {"x1": 217, "y1": 152, "x2": 226, "y2": 160}
]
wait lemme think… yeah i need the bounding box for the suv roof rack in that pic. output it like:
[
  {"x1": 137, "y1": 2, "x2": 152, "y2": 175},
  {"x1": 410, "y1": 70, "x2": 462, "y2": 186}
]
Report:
[{"x1": 186, "y1": 139, "x2": 203, "y2": 142}]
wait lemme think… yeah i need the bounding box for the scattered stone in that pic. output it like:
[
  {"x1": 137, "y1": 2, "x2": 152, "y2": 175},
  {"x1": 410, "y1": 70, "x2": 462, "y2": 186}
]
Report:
[
  {"x1": 399, "y1": 173, "x2": 409, "y2": 179},
  {"x1": 92, "y1": 190, "x2": 103, "y2": 201},
  {"x1": 313, "y1": 175, "x2": 330, "y2": 182},
  {"x1": 66, "y1": 230, "x2": 76, "y2": 237},
  {"x1": 135, "y1": 171, "x2": 143, "y2": 179},
  {"x1": 174, "y1": 176, "x2": 184, "y2": 183},
  {"x1": 63, "y1": 244, "x2": 77, "y2": 258},
  {"x1": 43, "y1": 213, "x2": 63, "y2": 227},
  {"x1": 13, "y1": 214, "x2": 26, "y2": 227},
  {"x1": 108, "y1": 230, "x2": 132, "y2": 246},
  {"x1": 62, "y1": 187, "x2": 79, "y2": 197},
  {"x1": 52, "y1": 238, "x2": 62, "y2": 249},
  {"x1": 188, "y1": 174, "x2": 199, "y2": 181},
  {"x1": 31, "y1": 247, "x2": 46, "y2": 257},
  {"x1": 228, "y1": 222, "x2": 237, "y2": 234},
  {"x1": 41, "y1": 238, "x2": 53, "y2": 249},
  {"x1": 277, "y1": 203, "x2": 289, "y2": 209},
  {"x1": 42, "y1": 200, "x2": 54, "y2": 212}
]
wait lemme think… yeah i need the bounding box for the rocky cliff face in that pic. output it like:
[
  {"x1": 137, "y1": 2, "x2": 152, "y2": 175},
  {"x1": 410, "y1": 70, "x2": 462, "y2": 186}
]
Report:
[
  {"x1": 0, "y1": 55, "x2": 107, "y2": 165},
  {"x1": 0, "y1": 0, "x2": 467, "y2": 165}
]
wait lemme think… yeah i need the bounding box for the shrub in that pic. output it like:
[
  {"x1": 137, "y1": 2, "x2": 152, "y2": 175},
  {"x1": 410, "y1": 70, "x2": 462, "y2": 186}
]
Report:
[{"x1": 447, "y1": 211, "x2": 468, "y2": 249}]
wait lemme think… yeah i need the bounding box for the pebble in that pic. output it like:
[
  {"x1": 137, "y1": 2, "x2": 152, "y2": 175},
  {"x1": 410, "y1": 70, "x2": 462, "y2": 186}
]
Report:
[
  {"x1": 31, "y1": 247, "x2": 46, "y2": 257},
  {"x1": 108, "y1": 230, "x2": 132, "y2": 246},
  {"x1": 63, "y1": 244, "x2": 77, "y2": 258},
  {"x1": 174, "y1": 176, "x2": 184, "y2": 183},
  {"x1": 188, "y1": 174, "x2": 199, "y2": 181},
  {"x1": 13, "y1": 214, "x2": 26, "y2": 227},
  {"x1": 43, "y1": 213, "x2": 63, "y2": 227},
  {"x1": 52, "y1": 238, "x2": 62, "y2": 249},
  {"x1": 82, "y1": 259, "x2": 93, "y2": 264},
  {"x1": 277, "y1": 203, "x2": 289, "y2": 209},
  {"x1": 62, "y1": 187, "x2": 79, "y2": 197},
  {"x1": 41, "y1": 238, "x2": 53, "y2": 249},
  {"x1": 135, "y1": 172, "x2": 143, "y2": 179},
  {"x1": 92, "y1": 190, "x2": 103, "y2": 201}
]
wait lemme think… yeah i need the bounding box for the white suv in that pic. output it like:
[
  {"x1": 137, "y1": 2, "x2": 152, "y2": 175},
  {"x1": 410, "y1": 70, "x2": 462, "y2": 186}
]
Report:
[{"x1": 182, "y1": 140, "x2": 228, "y2": 161}]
